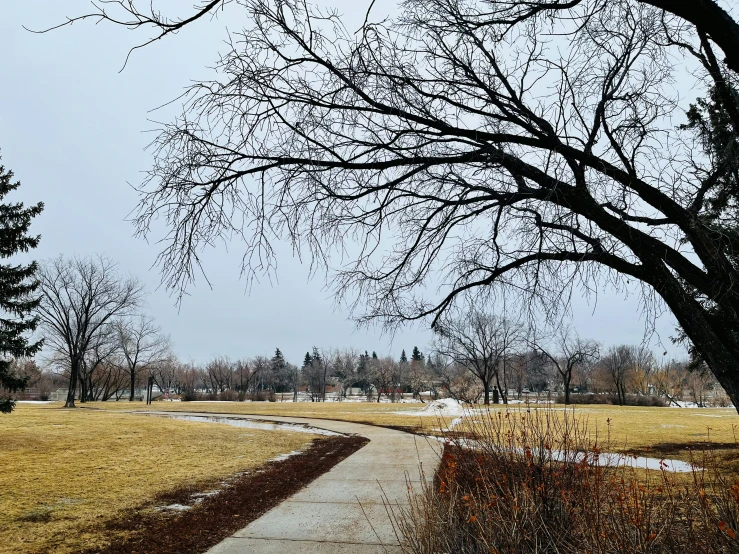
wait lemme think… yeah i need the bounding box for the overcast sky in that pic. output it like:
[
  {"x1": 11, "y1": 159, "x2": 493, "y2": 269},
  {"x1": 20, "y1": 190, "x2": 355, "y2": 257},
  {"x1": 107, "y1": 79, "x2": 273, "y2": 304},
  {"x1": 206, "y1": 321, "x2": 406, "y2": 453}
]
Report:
[{"x1": 0, "y1": 1, "x2": 688, "y2": 365}]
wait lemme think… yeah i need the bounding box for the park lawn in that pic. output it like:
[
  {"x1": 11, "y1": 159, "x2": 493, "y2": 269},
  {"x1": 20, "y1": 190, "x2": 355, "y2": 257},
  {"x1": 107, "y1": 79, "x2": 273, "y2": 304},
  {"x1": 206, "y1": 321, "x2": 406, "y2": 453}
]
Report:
[
  {"x1": 88, "y1": 400, "x2": 739, "y2": 468},
  {"x1": 0, "y1": 405, "x2": 317, "y2": 554}
]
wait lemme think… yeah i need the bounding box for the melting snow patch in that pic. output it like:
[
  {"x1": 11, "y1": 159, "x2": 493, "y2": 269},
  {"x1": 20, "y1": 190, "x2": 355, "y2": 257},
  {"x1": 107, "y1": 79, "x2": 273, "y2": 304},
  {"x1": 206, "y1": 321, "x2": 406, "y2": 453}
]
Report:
[
  {"x1": 430, "y1": 437, "x2": 697, "y2": 473},
  {"x1": 271, "y1": 450, "x2": 304, "y2": 462},
  {"x1": 395, "y1": 398, "x2": 467, "y2": 416},
  {"x1": 156, "y1": 503, "x2": 192, "y2": 512}
]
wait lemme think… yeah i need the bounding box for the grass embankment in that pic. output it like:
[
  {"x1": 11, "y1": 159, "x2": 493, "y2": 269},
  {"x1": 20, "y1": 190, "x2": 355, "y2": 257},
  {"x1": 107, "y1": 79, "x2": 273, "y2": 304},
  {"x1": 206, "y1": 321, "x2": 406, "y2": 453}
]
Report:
[
  {"x1": 0, "y1": 405, "x2": 317, "y2": 554},
  {"x1": 89, "y1": 400, "x2": 739, "y2": 467}
]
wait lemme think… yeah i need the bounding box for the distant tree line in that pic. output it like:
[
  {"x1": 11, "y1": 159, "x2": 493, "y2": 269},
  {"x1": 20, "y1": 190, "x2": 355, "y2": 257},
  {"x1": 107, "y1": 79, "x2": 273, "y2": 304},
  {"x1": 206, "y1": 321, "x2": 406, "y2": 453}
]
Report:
[{"x1": 1, "y1": 253, "x2": 727, "y2": 408}]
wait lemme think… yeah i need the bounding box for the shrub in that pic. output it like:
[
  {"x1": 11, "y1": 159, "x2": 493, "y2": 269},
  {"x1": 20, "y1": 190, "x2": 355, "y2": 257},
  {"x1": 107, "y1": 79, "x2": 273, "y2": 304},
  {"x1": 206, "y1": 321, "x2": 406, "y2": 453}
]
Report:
[
  {"x1": 181, "y1": 390, "x2": 199, "y2": 402},
  {"x1": 395, "y1": 407, "x2": 739, "y2": 553},
  {"x1": 556, "y1": 393, "x2": 667, "y2": 407},
  {"x1": 218, "y1": 390, "x2": 238, "y2": 402},
  {"x1": 247, "y1": 390, "x2": 270, "y2": 402}
]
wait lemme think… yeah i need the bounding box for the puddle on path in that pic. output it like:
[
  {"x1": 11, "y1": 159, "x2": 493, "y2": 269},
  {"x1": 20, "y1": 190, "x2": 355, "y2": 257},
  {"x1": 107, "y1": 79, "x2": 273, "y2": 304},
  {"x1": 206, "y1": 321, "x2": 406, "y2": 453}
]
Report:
[{"x1": 139, "y1": 413, "x2": 344, "y2": 436}]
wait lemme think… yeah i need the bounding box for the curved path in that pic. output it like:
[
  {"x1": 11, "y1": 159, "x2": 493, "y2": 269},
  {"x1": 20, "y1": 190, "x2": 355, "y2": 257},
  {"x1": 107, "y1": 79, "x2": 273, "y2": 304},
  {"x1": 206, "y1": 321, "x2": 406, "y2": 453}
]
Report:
[{"x1": 145, "y1": 412, "x2": 442, "y2": 554}]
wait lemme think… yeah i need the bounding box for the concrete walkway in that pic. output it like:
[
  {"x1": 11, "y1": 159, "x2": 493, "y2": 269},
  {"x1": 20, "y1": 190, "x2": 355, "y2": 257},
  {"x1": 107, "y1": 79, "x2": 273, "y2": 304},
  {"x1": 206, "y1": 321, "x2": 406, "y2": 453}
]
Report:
[{"x1": 147, "y1": 412, "x2": 441, "y2": 554}]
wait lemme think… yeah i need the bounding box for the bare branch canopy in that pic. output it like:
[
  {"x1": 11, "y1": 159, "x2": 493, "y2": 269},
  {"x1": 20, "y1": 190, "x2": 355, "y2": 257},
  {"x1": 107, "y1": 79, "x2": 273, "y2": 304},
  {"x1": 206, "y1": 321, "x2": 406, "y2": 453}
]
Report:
[{"x1": 52, "y1": 0, "x2": 739, "y2": 410}]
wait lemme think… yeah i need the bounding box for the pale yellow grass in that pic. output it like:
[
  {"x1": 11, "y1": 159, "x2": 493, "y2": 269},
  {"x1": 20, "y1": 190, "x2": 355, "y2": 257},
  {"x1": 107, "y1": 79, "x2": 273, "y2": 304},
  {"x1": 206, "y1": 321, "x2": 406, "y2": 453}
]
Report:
[
  {"x1": 0, "y1": 405, "x2": 316, "y2": 554},
  {"x1": 90, "y1": 400, "x2": 739, "y2": 464}
]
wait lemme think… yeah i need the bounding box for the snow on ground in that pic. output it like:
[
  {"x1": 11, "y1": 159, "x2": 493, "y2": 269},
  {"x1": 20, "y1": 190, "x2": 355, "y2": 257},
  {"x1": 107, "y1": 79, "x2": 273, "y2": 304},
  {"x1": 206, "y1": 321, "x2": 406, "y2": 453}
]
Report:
[
  {"x1": 16, "y1": 400, "x2": 56, "y2": 404},
  {"x1": 669, "y1": 401, "x2": 735, "y2": 409},
  {"x1": 394, "y1": 397, "x2": 467, "y2": 416},
  {"x1": 271, "y1": 450, "x2": 305, "y2": 462}
]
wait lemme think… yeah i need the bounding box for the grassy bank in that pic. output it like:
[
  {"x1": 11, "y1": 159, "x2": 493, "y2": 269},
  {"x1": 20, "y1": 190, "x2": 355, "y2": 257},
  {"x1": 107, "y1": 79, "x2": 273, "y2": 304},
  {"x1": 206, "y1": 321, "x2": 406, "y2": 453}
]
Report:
[{"x1": 0, "y1": 405, "x2": 316, "y2": 554}]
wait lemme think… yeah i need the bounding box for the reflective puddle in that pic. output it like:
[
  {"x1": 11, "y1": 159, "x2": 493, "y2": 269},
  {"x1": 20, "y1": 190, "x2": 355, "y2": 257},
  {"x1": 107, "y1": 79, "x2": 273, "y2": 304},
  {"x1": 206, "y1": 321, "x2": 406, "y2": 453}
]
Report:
[{"x1": 139, "y1": 412, "x2": 344, "y2": 436}]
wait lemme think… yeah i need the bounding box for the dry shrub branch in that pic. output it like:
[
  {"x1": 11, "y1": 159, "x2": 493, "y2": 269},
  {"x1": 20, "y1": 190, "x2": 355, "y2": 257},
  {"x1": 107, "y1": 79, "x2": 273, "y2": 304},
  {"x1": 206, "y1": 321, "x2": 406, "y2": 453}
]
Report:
[{"x1": 396, "y1": 408, "x2": 739, "y2": 553}]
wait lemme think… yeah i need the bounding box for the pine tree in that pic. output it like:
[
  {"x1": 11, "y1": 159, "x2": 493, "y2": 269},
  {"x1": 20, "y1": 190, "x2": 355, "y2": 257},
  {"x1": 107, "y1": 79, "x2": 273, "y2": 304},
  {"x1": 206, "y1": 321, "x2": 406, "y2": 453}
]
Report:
[
  {"x1": 400, "y1": 349, "x2": 408, "y2": 363},
  {"x1": 0, "y1": 160, "x2": 43, "y2": 414},
  {"x1": 311, "y1": 346, "x2": 322, "y2": 365},
  {"x1": 358, "y1": 351, "x2": 368, "y2": 372},
  {"x1": 372, "y1": 351, "x2": 378, "y2": 359},
  {"x1": 302, "y1": 351, "x2": 313, "y2": 368},
  {"x1": 411, "y1": 346, "x2": 424, "y2": 363},
  {"x1": 271, "y1": 348, "x2": 286, "y2": 371}
]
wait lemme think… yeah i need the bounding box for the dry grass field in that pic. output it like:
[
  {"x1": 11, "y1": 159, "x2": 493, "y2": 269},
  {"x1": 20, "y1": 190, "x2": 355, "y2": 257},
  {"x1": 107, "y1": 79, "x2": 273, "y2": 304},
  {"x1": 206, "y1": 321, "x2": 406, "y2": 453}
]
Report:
[
  {"x1": 0, "y1": 404, "x2": 317, "y2": 554},
  {"x1": 90, "y1": 399, "x2": 739, "y2": 466},
  {"x1": 8, "y1": 400, "x2": 737, "y2": 553}
]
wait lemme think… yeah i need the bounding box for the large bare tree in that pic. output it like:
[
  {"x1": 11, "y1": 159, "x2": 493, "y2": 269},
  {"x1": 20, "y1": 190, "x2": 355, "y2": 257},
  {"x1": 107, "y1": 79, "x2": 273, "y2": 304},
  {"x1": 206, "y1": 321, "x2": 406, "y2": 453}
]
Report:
[
  {"x1": 51, "y1": 0, "x2": 739, "y2": 409},
  {"x1": 434, "y1": 309, "x2": 523, "y2": 404},
  {"x1": 37, "y1": 256, "x2": 143, "y2": 407}
]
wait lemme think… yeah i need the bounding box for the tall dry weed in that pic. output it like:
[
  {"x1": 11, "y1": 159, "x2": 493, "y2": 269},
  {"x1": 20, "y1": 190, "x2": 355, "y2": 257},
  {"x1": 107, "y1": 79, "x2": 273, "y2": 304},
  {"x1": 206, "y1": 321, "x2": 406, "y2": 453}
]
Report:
[{"x1": 394, "y1": 407, "x2": 739, "y2": 553}]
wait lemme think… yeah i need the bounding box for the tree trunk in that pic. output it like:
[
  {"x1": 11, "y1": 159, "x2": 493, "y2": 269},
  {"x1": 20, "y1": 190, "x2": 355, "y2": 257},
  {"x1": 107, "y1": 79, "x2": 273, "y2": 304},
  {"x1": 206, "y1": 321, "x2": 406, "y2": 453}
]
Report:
[
  {"x1": 129, "y1": 366, "x2": 136, "y2": 401},
  {"x1": 563, "y1": 372, "x2": 571, "y2": 405},
  {"x1": 65, "y1": 358, "x2": 79, "y2": 408},
  {"x1": 483, "y1": 381, "x2": 490, "y2": 405},
  {"x1": 80, "y1": 376, "x2": 87, "y2": 404}
]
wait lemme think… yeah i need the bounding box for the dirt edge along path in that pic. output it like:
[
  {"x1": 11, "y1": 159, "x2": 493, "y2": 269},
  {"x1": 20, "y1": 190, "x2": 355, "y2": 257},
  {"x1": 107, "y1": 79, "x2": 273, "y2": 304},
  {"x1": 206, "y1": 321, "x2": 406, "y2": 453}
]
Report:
[{"x1": 85, "y1": 435, "x2": 369, "y2": 554}]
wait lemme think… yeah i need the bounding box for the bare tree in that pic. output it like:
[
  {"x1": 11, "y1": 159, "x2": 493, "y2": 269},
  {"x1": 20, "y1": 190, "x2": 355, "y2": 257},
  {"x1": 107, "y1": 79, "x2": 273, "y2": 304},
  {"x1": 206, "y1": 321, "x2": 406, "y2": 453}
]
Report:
[
  {"x1": 234, "y1": 358, "x2": 261, "y2": 395},
  {"x1": 203, "y1": 356, "x2": 233, "y2": 394},
  {"x1": 302, "y1": 348, "x2": 330, "y2": 402},
  {"x1": 600, "y1": 346, "x2": 635, "y2": 406},
  {"x1": 434, "y1": 309, "x2": 523, "y2": 404},
  {"x1": 115, "y1": 315, "x2": 170, "y2": 401},
  {"x1": 37, "y1": 256, "x2": 143, "y2": 407},
  {"x1": 652, "y1": 359, "x2": 687, "y2": 406},
  {"x1": 408, "y1": 354, "x2": 429, "y2": 402},
  {"x1": 533, "y1": 328, "x2": 600, "y2": 405},
  {"x1": 249, "y1": 355, "x2": 271, "y2": 396},
  {"x1": 370, "y1": 356, "x2": 397, "y2": 403},
  {"x1": 151, "y1": 354, "x2": 179, "y2": 398},
  {"x1": 331, "y1": 349, "x2": 359, "y2": 400},
  {"x1": 79, "y1": 326, "x2": 120, "y2": 402},
  {"x1": 54, "y1": 1, "x2": 739, "y2": 410}
]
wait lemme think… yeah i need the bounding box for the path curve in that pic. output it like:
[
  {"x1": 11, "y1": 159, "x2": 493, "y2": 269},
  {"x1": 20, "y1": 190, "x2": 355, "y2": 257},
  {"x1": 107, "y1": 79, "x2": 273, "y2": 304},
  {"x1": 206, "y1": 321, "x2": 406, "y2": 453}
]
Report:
[{"x1": 143, "y1": 412, "x2": 442, "y2": 554}]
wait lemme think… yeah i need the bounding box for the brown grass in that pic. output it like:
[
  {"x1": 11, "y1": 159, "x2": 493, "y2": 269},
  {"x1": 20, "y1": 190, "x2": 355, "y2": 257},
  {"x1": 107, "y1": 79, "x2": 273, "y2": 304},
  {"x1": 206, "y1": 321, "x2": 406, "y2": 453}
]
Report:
[
  {"x1": 0, "y1": 405, "x2": 317, "y2": 554},
  {"x1": 394, "y1": 407, "x2": 739, "y2": 553}
]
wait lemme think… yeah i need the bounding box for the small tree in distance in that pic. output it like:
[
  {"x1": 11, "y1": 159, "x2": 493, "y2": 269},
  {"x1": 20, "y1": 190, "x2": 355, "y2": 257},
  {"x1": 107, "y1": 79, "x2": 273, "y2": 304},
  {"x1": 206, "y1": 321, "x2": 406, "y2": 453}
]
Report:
[
  {"x1": 0, "y1": 158, "x2": 43, "y2": 413},
  {"x1": 532, "y1": 328, "x2": 600, "y2": 405}
]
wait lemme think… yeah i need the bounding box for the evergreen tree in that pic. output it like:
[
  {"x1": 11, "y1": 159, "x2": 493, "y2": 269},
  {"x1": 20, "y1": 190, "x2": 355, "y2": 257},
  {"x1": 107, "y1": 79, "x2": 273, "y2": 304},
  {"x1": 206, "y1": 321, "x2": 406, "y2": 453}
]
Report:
[
  {"x1": 411, "y1": 346, "x2": 424, "y2": 363},
  {"x1": 358, "y1": 351, "x2": 369, "y2": 372},
  {"x1": 311, "y1": 346, "x2": 322, "y2": 365},
  {"x1": 400, "y1": 349, "x2": 408, "y2": 363},
  {"x1": 302, "y1": 351, "x2": 313, "y2": 368},
  {"x1": 372, "y1": 351, "x2": 378, "y2": 359},
  {"x1": 0, "y1": 160, "x2": 43, "y2": 414},
  {"x1": 271, "y1": 348, "x2": 286, "y2": 371}
]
